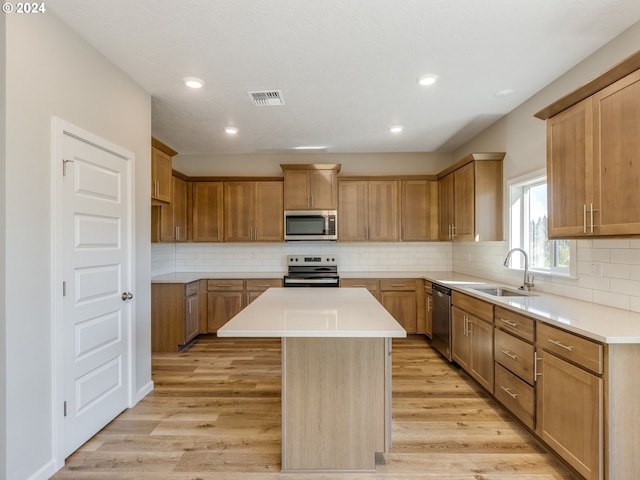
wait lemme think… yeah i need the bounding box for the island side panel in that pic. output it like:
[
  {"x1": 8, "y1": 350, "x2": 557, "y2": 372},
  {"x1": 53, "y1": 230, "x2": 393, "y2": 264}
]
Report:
[{"x1": 282, "y1": 337, "x2": 386, "y2": 472}]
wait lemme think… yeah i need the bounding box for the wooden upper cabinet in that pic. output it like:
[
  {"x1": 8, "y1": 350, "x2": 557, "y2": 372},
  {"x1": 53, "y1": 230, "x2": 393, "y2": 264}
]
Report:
[
  {"x1": 537, "y1": 52, "x2": 640, "y2": 238},
  {"x1": 152, "y1": 175, "x2": 188, "y2": 243},
  {"x1": 438, "y1": 154, "x2": 504, "y2": 242},
  {"x1": 172, "y1": 176, "x2": 188, "y2": 241},
  {"x1": 338, "y1": 181, "x2": 368, "y2": 240},
  {"x1": 400, "y1": 180, "x2": 438, "y2": 241},
  {"x1": 192, "y1": 182, "x2": 224, "y2": 242},
  {"x1": 546, "y1": 98, "x2": 593, "y2": 237},
  {"x1": 281, "y1": 164, "x2": 340, "y2": 210},
  {"x1": 151, "y1": 138, "x2": 176, "y2": 204},
  {"x1": 593, "y1": 69, "x2": 640, "y2": 236},
  {"x1": 338, "y1": 180, "x2": 398, "y2": 241},
  {"x1": 368, "y1": 180, "x2": 399, "y2": 241},
  {"x1": 224, "y1": 181, "x2": 283, "y2": 242},
  {"x1": 438, "y1": 173, "x2": 455, "y2": 241}
]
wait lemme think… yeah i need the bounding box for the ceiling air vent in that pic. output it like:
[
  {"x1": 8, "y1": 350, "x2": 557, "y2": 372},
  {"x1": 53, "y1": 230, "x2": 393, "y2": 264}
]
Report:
[{"x1": 247, "y1": 90, "x2": 285, "y2": 106}]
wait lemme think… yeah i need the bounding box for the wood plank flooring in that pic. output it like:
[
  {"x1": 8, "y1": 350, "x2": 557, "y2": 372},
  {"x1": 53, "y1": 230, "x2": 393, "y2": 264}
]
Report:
[{"x1": 52, "y1": 335, "x2": 577, "y2": 479}]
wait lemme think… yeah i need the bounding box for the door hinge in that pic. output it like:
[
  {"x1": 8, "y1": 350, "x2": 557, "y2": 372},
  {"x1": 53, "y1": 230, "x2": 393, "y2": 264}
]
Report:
[
  {"x1": 63, "y1": 281, "x2": 66, "y2": 297},
  {"x1": 63, "y1": 159, "x2": 74, "y2": 176},
  {"x1": 63, "y1": 401, "x2": 67, "y2": 417}
]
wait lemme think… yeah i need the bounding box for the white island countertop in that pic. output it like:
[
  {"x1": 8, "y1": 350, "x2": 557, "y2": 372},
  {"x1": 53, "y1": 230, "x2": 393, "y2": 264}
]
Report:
[{"x1": 217, "y1": 288, "x2": 407, "y2": 338}]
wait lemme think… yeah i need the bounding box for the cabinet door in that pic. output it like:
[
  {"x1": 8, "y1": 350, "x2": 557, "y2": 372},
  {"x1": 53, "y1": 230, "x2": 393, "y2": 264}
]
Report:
[
  {"x1": 283, "y1": 170, "x2": 310, "y2": 209},
  {"x1": 192, "y1": 182, "x2": 224, "y2": 242},
  {"x1": 255, "y1": 182, "x2": 284, "y2": 241},
  {"x1": 469, "y1": 317, "x2": 494, "y2": 392},
  {"x1": 453, "y1": 162, "x2": 474, "y2": 241},
  {"x1": 184, "y1": 295, "x2": 199, "y2": 343},
  {"x1": 593, "y1": 69, "x2": 640, "y2": 236},
  {"x1": 151, "y1": 147, "x2": 172, "y2": 203},
  {"x1": 451, "y1": 306, "x2": 470, "y2": 370},
  {"x1": 172, "y1": 177, "x2": 188, "y2": 241},
  {"x1": 206, "y1": 292, "x2": 244, "y2": 332},
  {"x1": 547, "y1": 98, "x2": 593, "y2": 238},
  {"x1": 224, "y1": 182, "x2": 254, "y2": 242},
  {"x1": 401, "y1": 180, "x2": 438, "y2": 241},
  {"x1": 425, "y1": 293, "x2": 433, "y2": 339},
  {"x1": 380, "y1": 291, "x2": 416, "y2": 333},
  {"x1": 309, "y1": 169, "x2": 337, "y2": 209},
  {"x1": 338, "y1": 181, "x2": 368, "y2": 241},
  {"x1": 368, "y1": 180, "x2": 399, "y2": 241},
  {"x1": 438, "y1": 173, "x2": 454, "y2": 240},
  {"x1": 536, "y1": 351, "x2": 602, "y2": 480}
]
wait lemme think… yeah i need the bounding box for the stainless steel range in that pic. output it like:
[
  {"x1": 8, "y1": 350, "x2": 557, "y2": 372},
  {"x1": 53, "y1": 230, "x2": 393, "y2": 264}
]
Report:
[{"x1": 283, "y1": 255, "x2": 339, "y2": 287}]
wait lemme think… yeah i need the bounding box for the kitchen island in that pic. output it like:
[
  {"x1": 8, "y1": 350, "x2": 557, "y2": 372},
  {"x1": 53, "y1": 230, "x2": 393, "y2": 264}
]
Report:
[{"x1": 217, "y1": 287, "x2": 406, "y2": 473}]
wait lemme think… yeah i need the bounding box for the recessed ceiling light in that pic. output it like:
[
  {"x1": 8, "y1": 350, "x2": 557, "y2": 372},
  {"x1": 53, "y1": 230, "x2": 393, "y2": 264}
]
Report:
[
  {"x1": 183, "y1": 77, "x2": 204, "y2": 89},
  {"x1": 224, "y1": 127, "x2": 238, "y2": 135},
  {"x1": 389, "y1": 125, "x2": 404, "y2": 133},
  {"x1": 417, "y1": 74, "x2": 439, "y2": 86},
  {"x1": 294, "y1": 146, "x2": 327, "y2": 150},
  {"x1": 495, "y1": 89, "x2": 514, "y2": 98}
]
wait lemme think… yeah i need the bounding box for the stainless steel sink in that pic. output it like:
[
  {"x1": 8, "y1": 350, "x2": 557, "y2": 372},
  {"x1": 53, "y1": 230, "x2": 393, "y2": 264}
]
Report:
[{"x1": 470, "y1": 286, "x2": 537, "y2": 297}]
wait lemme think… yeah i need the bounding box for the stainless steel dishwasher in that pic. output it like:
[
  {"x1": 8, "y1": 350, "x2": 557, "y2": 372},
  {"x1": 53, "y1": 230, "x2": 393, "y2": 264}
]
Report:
[{"x1": 431, "y1": 283, "x2": 452, "y2": 362}]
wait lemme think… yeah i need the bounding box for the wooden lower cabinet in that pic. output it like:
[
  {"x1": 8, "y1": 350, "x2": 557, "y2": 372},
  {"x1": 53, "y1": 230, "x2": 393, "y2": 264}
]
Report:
[
  {"x1": 451, "y1": 293, "x2": 494, "y2": 392},
  {"x1": 246, "y1": 278, "x2": 283, "y2": 304},
  {"x1": 341, "y1": 278, "x2": 423, "y2": 334},
  {"x1": 151, "y1": 281, "x2": 200, "y2": 352},
  {"x1": 536, "y1": 350, "x2": 602, "y2": 480},
  {"x1": 424, "y1": 281, "x2": 432, "y2": 338},
  {"x1": 206, "y1": 280, "x2": 244, "y2": 332},
  {"x1": 380, "y1": 279, "x2": 418, "y2": 334}
]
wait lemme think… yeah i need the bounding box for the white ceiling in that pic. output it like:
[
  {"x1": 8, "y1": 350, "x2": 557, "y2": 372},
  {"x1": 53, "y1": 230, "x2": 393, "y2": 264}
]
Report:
[{"x1": 48, "y1": 0, "x2": 640, "y2": 155}]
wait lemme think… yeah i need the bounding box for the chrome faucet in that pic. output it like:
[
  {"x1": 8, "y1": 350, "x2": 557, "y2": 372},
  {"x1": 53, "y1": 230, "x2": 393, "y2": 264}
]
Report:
[{"x1": 503, "y1": 248, "x2": 535, "y2": 291}]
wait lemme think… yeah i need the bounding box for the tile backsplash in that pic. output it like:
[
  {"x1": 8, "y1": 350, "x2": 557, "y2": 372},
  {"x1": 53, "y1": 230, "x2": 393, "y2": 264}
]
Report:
[
  {"x1": 453, "y1": 239, "x2": 640, "y2": 314},
  {"x1": 152, "y1": 242, "x2": 453, "y2": 275},
  {"x1": 152, "y1": 239, "x2": 640, "y2": 313}
]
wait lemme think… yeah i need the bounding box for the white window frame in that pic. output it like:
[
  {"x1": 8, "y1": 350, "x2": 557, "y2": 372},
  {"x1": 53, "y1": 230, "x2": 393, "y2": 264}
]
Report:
[{"x1": 508, "y1": 169, "x2": 576, "y2": 278}]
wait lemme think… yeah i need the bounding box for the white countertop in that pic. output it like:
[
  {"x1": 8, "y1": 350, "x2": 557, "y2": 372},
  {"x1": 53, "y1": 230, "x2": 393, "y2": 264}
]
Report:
[
  {"x1": 420, "y1": 273, "x2": 640, "y2": 344},
  {"x1": 217, "y1": 288, "x2": 407, "y2": 338},
  {"x1": 152, "y1": 270, "x2": 640, "y2": 344}
]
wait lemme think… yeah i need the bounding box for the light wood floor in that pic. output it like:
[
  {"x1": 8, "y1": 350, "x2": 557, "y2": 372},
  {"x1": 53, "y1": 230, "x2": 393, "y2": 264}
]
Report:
[{"x1": 52, "y1": 336, "x2": 577, "y2": 479}]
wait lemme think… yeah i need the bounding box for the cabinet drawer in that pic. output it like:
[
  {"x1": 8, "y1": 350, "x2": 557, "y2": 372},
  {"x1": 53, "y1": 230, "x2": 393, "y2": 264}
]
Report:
[
  {"x1": 537, "y1": 323, "x2": 603, "y2": 375},
  {"x1": 424, "y1": 281, "x2": 432, "y2": 295},
  {"x1": 207, "y1": 279, "x2": 244, "y2": 291},
  {"x1": 495, "y1": 363, "x2": 535, "y2": 430},
  {"x1": 341, "y1": 278, "x2": 379, "y2": 291},
  {"x1": 379, "y1": 279, "x2": 416, "y2": 291},
  {"x1": 495, "y1": 306, "x2": 535, "y2": 342},
  {"x1": 495, "y1": 329, "x2": 535, "y2": 384},
  {"x1": 184, "y1": 281, "x2": 200, "y2": 297},
  {"x1": 452, "y1": 291, "x2": 493, "y2": 323},
  {"x1": 245, "y1": 278, "x2": 282, "y2": 291}
]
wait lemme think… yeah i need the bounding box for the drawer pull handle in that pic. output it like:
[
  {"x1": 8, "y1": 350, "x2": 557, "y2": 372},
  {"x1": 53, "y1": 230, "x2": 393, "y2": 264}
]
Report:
[
  {"x1": 390, "y1": 284, "x2": 406, "y2": 287},
  {"x1": 352, "y1": 284, "x2": 367, "y2": 287},
  {"x1": 500, "y1": 318, "x2": 518, "y2": 328},
  {"x1": 500, "y1": 386, "x2": 518, "y2": 399},
  {"x1": 255, "y1": 284, "x2": 271, "y2": 287},
  {"x1": 548, "y1": 339, "x2": 573, "y2": 351},
  {"x1": 500, "y1": 349, "x2": 518, "y2": 360}
]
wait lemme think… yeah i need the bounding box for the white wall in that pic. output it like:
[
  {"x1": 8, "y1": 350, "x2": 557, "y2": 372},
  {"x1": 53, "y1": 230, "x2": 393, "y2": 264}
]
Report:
[
  {"x1": 0, "y1": 12, "x2": 7, "y2": 477},
  {"x1": 451, "y1": 21, "x2": 640, "y2": 313},
  {"x1": 4, "y1": 12, "x2": 151, "y2": 480}
]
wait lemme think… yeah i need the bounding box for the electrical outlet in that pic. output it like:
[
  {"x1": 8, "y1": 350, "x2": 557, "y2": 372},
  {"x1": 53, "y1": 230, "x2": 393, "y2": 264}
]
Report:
[{"x1": 590, "y1": 262, "x2": 602, "y2": 276}]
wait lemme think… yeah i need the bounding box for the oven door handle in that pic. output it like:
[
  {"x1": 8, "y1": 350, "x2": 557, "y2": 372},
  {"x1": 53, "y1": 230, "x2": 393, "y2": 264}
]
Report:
[{"x1": 284, "y1": 278, "x2": 338, "y2": 284}]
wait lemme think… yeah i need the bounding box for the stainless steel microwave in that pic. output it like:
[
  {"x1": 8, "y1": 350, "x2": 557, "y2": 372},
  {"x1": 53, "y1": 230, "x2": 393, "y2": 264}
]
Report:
[{"x1": 284, "y1": 210, "x2": 337, "y2": 241}]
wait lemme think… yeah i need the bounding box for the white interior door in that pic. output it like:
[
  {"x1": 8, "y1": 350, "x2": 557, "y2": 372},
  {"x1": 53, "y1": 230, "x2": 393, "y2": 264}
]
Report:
[{"x1": 62, "y1": 131, "x2": 132, "y2": 457}]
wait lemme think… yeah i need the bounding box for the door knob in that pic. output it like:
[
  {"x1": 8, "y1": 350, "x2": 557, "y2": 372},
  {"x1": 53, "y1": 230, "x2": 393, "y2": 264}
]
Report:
[{"x1": 121, "y1": 292, "x2": 133, "y2": 301}]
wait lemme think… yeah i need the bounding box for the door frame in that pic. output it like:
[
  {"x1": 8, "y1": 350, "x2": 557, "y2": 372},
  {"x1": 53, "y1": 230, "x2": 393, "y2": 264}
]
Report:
[{"x1": 51, "y1": 117, "x2": 136, "y2": 469}]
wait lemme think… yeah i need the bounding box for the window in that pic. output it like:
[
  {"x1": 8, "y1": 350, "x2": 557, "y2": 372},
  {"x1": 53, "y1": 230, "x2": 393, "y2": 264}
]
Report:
[{"x1": 509, "y1": 172, "x2": 575, "y2": 277}]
